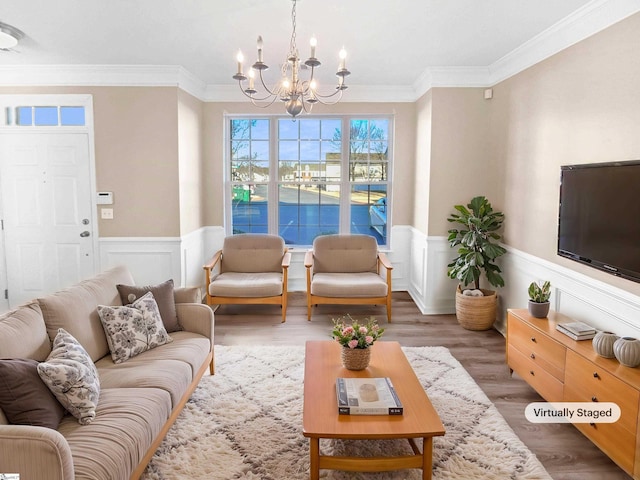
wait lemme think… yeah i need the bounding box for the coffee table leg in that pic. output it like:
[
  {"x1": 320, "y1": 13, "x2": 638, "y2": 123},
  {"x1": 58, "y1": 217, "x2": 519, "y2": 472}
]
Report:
[
  {"x1": 422, "y1": 437, "x2": 433, "y2": 480},
  {"x1": 309, "y1": 437, "x2": 320, "y2": 480}
]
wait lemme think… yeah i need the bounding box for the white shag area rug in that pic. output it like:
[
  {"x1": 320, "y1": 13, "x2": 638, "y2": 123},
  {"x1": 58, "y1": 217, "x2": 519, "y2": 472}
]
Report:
[{"x1": 141, "y1": 345, "x2": 551, "y2": 480}]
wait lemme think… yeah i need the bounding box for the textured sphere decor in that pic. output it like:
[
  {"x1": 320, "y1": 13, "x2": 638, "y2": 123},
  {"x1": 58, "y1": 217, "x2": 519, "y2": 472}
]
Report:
[
  {"x1": 592, "y1": 331, "x2": 620, "y2": 358},
  {"x1": 613, "y1": 337, "x2": 640, "y2": 368}
]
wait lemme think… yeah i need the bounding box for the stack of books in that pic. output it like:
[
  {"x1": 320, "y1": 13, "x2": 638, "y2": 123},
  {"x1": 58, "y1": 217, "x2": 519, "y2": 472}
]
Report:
[{"x1": 556, "y1": 321, "x2": 596, "y2": 341}]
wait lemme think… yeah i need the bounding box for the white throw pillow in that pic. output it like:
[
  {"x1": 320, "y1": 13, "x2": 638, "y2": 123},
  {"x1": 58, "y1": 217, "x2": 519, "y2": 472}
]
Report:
[
  {"x1": 97, "y1": 291, "x2": 173, "y2": 364},
  {"x1": 37, "y1": 328, "x2": 101, "y2": 425}
]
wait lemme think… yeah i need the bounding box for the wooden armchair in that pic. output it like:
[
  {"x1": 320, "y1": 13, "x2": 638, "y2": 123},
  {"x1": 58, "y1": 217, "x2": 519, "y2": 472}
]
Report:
[
  {"x1": 305, "y1": 234, "x2": 393, "y2": 322},
  {"x1": 203, "y1": 234, "x2": 291, "y2": 322}
]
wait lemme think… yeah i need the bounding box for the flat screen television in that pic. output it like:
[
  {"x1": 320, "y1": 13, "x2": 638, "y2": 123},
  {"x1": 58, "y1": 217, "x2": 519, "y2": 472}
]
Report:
[{"x1": 558, "y1": 160, "x2": 640, "y2": 283}]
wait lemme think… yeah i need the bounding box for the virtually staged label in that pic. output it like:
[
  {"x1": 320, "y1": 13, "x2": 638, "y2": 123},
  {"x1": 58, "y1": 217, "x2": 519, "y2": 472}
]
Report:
[{"x1": 525, "y1": 402, "x2": 621, "y2": 423}]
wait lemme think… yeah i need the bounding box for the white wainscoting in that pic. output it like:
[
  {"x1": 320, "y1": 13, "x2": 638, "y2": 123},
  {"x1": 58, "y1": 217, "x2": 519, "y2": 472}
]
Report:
[
  {"x1": 98, "y1": 225, "x2": 415, "y2": 294},
  {"x1": 406, "y1": 229, "x2": 459, "y2": 315},
  {"x1": 100, "y1": 228, "x2": 640, "y2": 339},
  {"x1": 403, "y1": 231, "x2": 640, "y2": 339},
  {"x1": 499, "y1": 246, "x2": 640, "y2": 338},
  {"x1": 98, "y1": 237, "x2": 182, "y2": 286}
]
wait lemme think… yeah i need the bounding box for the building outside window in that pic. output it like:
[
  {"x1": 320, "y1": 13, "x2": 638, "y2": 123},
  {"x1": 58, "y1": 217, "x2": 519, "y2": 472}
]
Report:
[{"x1": 227, "y1": 115, "x2": 391, "y2": 247}]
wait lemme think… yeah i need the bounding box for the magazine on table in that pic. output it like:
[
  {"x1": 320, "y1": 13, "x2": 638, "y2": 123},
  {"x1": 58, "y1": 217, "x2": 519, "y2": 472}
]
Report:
[{"x1": 336, "y1": 377, "x2": 403, "y2": 415}]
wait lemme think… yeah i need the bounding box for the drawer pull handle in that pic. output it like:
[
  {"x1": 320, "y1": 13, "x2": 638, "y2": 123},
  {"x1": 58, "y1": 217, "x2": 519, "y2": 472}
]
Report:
[
  {"x1": 530, "y1": 353, "x2": 535, "y2": 359},
  {"x1": 529, "y1": 370, "x2": 535, "y2": 376},
  {"x1": 593, "y1": 372, "x2": 599, "y2": 379},
  {"x1": 530, "y1": 337, "x2": 536, "y2": 343},
  {"x1": 591, "y1": 396, "x2": 598, "y2": 402},
  {"x1": 589, "y1": 422, "x2": 596, "y2": 428}
]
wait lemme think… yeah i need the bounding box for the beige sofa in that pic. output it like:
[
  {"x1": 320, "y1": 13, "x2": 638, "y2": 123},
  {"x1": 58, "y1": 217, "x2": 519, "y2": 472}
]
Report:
[{"x1": 0, "y1": 266, "x2": 214, "y2": 480}]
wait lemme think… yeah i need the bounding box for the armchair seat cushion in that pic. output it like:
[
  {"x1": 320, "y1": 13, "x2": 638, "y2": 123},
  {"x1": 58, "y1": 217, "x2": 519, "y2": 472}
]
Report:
[
  {"x1": 208, "y1": 272, "x2": 283, "y2": 298},
  {"x1": 311, "y1": 272, "x2": 388, "y2": 298}
]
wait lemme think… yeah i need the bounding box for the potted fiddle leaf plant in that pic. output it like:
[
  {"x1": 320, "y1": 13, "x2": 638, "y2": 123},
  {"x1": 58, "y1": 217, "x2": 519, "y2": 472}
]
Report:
[
  {"x1": 528, "y1": 280, "x2": 551, "y2": 318},
  {"x1": 447, "y1": 196, "x2": 506, "y2": 330}
]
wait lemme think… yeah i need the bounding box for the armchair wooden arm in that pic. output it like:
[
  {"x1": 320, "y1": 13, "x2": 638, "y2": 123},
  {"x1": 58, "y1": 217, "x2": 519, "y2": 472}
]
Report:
[{"x1": 202, "y1": 250, "x2": 223, "y2": 290}]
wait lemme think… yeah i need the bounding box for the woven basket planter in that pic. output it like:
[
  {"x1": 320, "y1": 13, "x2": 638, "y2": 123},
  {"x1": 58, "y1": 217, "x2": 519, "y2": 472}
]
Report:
[
  {"x1": 455, "y1": 286, "x2": 497, "y2": 331},
  {"x1": 341, "y1": 347, "x2": 371, "y2": 370}
]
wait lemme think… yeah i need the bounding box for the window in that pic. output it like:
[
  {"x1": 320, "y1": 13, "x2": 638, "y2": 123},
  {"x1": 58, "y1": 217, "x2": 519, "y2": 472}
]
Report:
[
  {"x1": 13, "y1": 106, "x2": 86, "y2": 126},
  {"x1": 227, "y1": 116, "x2": 392, "y2": 246}
]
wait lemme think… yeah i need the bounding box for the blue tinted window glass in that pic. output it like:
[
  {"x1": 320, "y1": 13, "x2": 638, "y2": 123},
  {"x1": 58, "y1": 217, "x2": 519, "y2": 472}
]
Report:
[
  {"x1": 60, "y1": 107, "x2": 85, "y2": 126},
  {"x1": 34, "y1": 107, "x2": 58, "y2": 126},
  {"x1": 16, "y1": 107, "x2": 33, "y2": 126}
]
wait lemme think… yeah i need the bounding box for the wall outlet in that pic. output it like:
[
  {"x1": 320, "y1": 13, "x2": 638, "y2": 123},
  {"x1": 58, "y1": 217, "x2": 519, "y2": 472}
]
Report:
[{"x1": 101, "y1": 208, "x2": 114, "y2": 219}]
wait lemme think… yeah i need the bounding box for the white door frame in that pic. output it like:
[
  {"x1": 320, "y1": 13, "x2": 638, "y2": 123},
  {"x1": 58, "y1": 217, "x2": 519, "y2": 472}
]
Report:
[{"x1": 0, "y1": 94, "x2": 98, "y2": 308}]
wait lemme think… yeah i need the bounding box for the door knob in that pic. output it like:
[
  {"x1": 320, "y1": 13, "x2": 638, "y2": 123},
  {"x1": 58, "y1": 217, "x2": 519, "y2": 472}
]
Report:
[{"x1": 80, "y1": 231, "x2": 90, "y2": 237}]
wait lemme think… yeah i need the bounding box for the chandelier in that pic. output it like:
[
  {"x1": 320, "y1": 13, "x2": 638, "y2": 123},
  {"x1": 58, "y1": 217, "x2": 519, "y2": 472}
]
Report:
[{"x1": 232, "y1": 0, "x2": 350, "y2": 118}]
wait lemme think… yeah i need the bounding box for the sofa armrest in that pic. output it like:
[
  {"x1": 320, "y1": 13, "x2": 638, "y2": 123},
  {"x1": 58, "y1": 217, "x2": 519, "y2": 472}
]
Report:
[
  {"x1": 0, "y1": 425, "x2": 74, "y2": 480},
  {"x1": 175, "y1": 303, "x2": 214, "y2": 346},
  {"x1": 174, "y1": 286, "x2": 201, "y2": 304}
]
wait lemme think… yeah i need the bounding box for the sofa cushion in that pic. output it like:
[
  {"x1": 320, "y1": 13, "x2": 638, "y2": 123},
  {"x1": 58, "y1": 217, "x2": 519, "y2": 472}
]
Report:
[
  {"x1": 96, "y1": 331, "x2": 211, "y2": 379},
  {"x1": 58, "y1": 387, "x2": 171, "y2": 480},
  {"x1": 37, "y1": 329, "x2": 101, "y2": 425},
  {"x1": 312, "y1": 234, "x2": 378, "y2": 274},
  {"x1": 220, "y1": 234, "x2": 284, "y2": 273},
  {"x1": 116, "y1": 279, "x2": 181, "y2": 332},
  {"x1": 208, "y1": 272, "x2": 283, "y2": 297},
  {"x1": 0, "y1": 302, "x2": 51, "y2": 361},
  {"x1": 38, "y1": 265, "x2": 135, "y2": 362},
  {"x1": 310, "y1": 272, "x2": 388, "y2": 297},
  {"x1": 97, "y1": 292, "x2": 173, "y2": 364},
  {"x1": 96, "y1": 358, "x2": 192, "y2": 407},
  {"x1": 0, "y1": 358, "x2": 65, "y2": 429}
]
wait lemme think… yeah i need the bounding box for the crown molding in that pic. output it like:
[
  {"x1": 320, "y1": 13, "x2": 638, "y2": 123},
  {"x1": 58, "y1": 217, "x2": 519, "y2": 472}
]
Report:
[
  {"x1": 487, "y1": 0, "x2": 640, "y2": 85},
  {"x1": 0, "y1": 0, "x2": 637, "y2": 103}
]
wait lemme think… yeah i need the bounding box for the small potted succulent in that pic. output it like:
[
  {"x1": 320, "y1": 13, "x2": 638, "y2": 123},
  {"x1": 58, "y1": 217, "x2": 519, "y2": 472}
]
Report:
[{"x1": 528, "y1": 280, "x2": 551, "y2": 318}]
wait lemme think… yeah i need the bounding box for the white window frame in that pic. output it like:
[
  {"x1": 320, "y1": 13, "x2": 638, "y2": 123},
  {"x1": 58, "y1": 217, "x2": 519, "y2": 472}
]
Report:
[{"x1": 224, "y1": 114, "x2": 393, "y2": 247}]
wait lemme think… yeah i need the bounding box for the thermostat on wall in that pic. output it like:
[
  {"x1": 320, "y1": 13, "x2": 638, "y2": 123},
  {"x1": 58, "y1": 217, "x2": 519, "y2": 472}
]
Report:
[{"x1": 97, "y1": 192, "x2": 113, "y2": 205}]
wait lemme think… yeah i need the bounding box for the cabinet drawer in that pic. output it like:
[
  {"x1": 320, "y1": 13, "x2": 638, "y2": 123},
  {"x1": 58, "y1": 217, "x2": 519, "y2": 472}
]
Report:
[
  {"x1": 564, "y1": 350, "x2": 639, "y2": 435},
  {"x1": 572, "y1": 414, "x2": 636, "y2": 475},
  {"x1": 508, "y1": 316, "x2": 565, "y2": 381},
  {"x1": 508, "y1": 344, "x2": 564, "y2": 402}
]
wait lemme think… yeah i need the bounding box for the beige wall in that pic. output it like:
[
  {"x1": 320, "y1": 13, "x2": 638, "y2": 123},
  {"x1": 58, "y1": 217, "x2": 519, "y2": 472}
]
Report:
[
  {"x1": 202, "y1": 101, "x2": 417, "y2": 232},
  {"x1": 414, "y1": 87, "x2": 497, "y2": 236},
  {"x1": 491, "y1": 12, "x2": 640, "y2": 297},
  {"x1": 0, "y1": 86, "x2": 182, "y2": 237},
  {"x1": 413, "y1": 90, "x2": 432, "y2": 233},
  {"x1": 178, "y1": 90, "x2": 205, "y2": 235}
]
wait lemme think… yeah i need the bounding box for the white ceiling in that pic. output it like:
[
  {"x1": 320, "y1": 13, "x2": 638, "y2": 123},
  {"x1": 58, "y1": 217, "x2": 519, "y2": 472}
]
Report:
[{"x1": 1, "y1": 0, "x2": 638, "y2": 101}]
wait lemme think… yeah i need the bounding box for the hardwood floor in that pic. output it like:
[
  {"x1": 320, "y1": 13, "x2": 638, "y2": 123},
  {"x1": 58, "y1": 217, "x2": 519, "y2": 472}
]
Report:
[{"x1": 212, "y1": 291, "x2": 632, "y2": 480}]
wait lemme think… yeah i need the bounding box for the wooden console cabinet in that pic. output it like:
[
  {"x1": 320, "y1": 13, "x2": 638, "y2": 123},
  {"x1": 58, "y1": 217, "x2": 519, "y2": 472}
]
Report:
[{"x1": 507, "y1": 309, "x2": 640, "y2": 478}]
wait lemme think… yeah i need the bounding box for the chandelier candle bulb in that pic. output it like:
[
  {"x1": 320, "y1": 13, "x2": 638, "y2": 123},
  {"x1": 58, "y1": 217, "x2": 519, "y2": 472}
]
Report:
[
  {"x1": 339, "y1": 47, "x2": 347, "y2": 70},
  {"x1": 236, "y1": 50, "x2": 244, "y2": 74},
  {"x1": 257, "y1": 36, "x2": 263, "y2": 62},
  {"x1": 248, "y1": 69, "x2": 255, "y2": 90},
  {"x1": 310, "y1": 36, "x2": 317, "y2": 58}
]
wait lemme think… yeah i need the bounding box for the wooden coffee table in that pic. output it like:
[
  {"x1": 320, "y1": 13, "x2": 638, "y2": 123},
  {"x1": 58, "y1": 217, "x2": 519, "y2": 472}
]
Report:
[{"x1": 302, "y1": 341, "x2": 445, "y2": 479}]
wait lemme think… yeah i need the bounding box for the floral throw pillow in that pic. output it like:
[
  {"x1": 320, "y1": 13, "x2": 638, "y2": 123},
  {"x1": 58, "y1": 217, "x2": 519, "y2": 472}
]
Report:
[
  {"x1": 97, "y1": 291, "x2": 173, "y2": 364},
  {"x1": 37, "y1": 328, "x2": 101, "y2": 425}
]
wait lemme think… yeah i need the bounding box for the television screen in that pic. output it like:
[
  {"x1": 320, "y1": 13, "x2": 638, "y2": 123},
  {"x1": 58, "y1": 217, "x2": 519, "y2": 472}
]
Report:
[{"x1": 558, "y1": 160, "x2": 640, "y2": 283}]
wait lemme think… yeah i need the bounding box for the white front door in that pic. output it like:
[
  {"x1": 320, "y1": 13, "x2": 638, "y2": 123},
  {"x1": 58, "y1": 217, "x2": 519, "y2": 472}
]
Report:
[{"x1": 0, "y1": 132, "x2": 96, "y2": 307}]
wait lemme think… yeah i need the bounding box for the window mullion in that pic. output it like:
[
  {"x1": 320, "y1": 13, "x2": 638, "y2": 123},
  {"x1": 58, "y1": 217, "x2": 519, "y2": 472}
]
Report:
[
  {"x1": 269, "y1": 118, "x2": 278, "y2": 235},
  {"x1": 340, "y1": 116, "x2": 351, "y2": 233}
]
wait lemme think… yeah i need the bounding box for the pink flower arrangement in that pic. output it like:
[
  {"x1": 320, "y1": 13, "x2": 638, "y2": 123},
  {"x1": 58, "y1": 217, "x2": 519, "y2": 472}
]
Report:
[{"x1": 331, "y1": 315, "x2": 384, "y2": 349}]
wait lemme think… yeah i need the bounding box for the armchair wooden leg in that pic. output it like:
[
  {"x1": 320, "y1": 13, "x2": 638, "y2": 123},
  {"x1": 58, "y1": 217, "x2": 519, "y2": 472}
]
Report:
[
  {"x1": 386, "y1": 299, "x2": 392, "y2": 323},
  {"x1": 281, "y1": 302, "x2": 287, "y2": 323}
]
